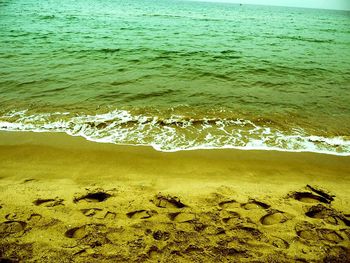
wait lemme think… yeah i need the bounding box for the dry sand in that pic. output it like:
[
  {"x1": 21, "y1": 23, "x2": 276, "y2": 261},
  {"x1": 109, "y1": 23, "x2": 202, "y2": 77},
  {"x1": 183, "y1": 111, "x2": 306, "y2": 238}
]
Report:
[{"x1": 0, "y1": 131, "x2": 349, "y2": 262}]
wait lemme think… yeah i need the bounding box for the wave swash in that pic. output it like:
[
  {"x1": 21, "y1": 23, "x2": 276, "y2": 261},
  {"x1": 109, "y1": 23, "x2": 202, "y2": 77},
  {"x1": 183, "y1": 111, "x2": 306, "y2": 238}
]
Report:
[{"x1": 1, "y1": 109, "x2": 349, "y2": 156}]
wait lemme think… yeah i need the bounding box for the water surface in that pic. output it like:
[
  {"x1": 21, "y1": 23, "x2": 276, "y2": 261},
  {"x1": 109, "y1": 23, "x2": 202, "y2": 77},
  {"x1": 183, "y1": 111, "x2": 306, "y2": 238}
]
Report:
[{"x1": 1, "y1": 0, "x2": 350, "y2": 154}]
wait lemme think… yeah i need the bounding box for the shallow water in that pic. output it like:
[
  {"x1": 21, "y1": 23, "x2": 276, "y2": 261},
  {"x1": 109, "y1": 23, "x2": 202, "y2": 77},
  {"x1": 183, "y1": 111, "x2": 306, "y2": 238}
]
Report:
[{"x1": 1, "y1": 0, "x2": 350, "y2": 154}]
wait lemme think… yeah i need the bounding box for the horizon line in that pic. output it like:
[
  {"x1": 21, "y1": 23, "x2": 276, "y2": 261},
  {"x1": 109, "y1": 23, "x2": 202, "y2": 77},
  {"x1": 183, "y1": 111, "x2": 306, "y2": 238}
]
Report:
[{"x1": 184, "y1": 0, "x2": 350, "y2": 11}]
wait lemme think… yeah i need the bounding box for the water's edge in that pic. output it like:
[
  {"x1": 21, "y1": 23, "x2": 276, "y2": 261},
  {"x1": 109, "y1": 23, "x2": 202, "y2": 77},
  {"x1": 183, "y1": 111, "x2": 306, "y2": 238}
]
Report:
[{"x1": 1, "y1": 109, "x2": 349, "y2": 157}]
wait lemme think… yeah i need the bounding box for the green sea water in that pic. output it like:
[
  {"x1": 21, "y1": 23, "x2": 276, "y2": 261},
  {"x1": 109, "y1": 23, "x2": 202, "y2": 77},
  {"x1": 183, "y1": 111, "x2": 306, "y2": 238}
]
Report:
[{"x1": 1, "y1": 0, "x2": 350, "y2": 154}]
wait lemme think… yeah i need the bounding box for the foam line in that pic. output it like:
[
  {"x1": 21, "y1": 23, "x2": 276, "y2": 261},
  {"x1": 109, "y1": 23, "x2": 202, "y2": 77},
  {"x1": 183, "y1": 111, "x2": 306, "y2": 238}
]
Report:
[{"x1": 0, "y1": 109, "x2": 349, "y2": 156}]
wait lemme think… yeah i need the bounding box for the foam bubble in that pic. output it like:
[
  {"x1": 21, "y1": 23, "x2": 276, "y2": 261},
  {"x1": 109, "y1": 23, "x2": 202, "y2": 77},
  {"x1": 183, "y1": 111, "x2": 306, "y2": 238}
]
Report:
[{"x1": 0, "y1": 109, "x2": 349, "y2": 156}]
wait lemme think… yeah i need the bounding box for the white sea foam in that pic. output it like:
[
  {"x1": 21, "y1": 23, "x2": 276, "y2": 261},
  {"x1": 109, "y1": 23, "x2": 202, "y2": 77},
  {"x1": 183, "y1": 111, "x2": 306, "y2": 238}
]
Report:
[{"x1": 0, "y1": 109, "x2": 349, "y2": 156}]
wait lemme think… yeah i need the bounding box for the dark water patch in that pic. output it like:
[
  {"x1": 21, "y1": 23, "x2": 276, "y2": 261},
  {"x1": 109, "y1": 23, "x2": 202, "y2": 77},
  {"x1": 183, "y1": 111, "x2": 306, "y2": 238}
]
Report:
[
  {"x1": 142, "y1": 13, "x2": 227, "y2": 23},
  {"x1": 0, "y1": 1, "x2": 9, "y2": 7},
  {"x1": 39, "y1": 15, "x2": 55, "y2": 20},
  {"x1": 6, "y1": 32, "x2": 32, "y2": 37},
  {"x1": 220, "y1": 50, "x2": 240, "y2": 55},
  {"x1": 42, "y1": 86, "x2": 70, "y2": 94},
  {"x1": 192, "y1": 71, "x2": 235, "y2": 81},
  {"x1": 98, "y1": 48, "x2": 121, "y2": 54},
  {"x1": 246, "y1": 67, "x2": 270, "y2": 74},
  {"x1": 125, "y1": 89, "x2": 178, "y2": 101},
  {"x1": 66, "y1": 15, "x2": 79, "y2": 21},
  {"x1": 245, "y1": 65, "x2": 333, "y2": 77},
  {"x1": 276, "y1": 35, "x2": 334, "y2": 44},
  {"x1": 91, "y1": 92, "x2": 125, "y2": 101},
  {"x1": 17, "y1": 80, "x2": 44, "y2": 87},
  {"x1": 319, "y1": 28, "x2": 339, "y2": 33},
  {"x1": 65, "y1": 48, "x2": 122, "y2": 55},
  {"x1": 127, "y1": 58, "x2": 142, "y2": 63},
  {"x1": 213, "y1": 54, "x2": 241, "y2": 60},
  {"x1": 253, "y1": 80, "x2": 292, "y2": 88},
  {"x1": 0, "y1": 54, "x2": 16, "y2": 59},
  {"x1": 155, "y1": 49, "x2": 211, "y2": 59},
  {"x1": 110, "y1": 80, "x2": 138, "y2": 86}
]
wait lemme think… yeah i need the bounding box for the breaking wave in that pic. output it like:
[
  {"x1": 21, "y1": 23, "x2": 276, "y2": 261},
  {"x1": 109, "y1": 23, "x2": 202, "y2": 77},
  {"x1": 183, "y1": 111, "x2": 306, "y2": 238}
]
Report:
[{"x1": 0, "y1": 109, "x2": 349, "y2": 156}]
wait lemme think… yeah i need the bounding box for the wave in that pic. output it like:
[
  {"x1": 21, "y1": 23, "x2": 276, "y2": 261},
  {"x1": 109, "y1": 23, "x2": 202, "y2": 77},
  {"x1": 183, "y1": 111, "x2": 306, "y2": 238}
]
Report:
[
  {"x1": 275, "y1": 35, "x2": 334, "y2": 44},
  {"x1": 0, "y1": 109, "x2": 349, "y2": 156}
]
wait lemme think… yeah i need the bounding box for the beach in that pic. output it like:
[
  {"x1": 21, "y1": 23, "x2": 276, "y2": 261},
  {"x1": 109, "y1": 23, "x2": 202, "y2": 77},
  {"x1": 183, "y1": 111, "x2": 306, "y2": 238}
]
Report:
[
  {"x1": 0, "y1": 131, "x2": 349, "y2": 262},
  {"x1": 1, "y1": 0, "x2": 350, "y2": 261}
]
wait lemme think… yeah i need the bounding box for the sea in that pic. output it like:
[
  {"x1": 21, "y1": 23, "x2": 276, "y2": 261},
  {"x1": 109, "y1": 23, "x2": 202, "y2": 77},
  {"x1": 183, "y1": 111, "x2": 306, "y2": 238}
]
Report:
[{"x1": 1, "y1": 0, "x2": 350, "y2": 155}]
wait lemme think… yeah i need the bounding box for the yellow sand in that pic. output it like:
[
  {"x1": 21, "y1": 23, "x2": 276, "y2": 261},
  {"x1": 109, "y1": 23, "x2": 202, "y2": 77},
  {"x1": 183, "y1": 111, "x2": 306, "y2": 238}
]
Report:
[{"x1": 0, "y1": 131, "x2": 349, "y2": 262}]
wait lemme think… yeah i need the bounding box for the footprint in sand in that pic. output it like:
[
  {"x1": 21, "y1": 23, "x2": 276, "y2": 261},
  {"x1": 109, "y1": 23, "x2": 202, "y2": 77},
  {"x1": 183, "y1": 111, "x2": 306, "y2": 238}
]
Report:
[
  {"x1": 5, "y1": 213, "x2": 18, "y2": 220},
  {"x1": 204, "y1": 226, "x2": 226, "y2": 235},
  {"x1": 65, "y1": 223, "x2": 108, "y2": 240},
  {"x1": 27, "y1": 213, "x2": 42, "y2": 223},
  {"x1": 152, "y1": 194, "x2": 187, "y2": 209},
  {"x1": 317, "y1": 229, "x2": 343, "y2": 244},
  {"x1": 218, "y1": 200, "x2": 240, "y2": 210},
  {"x1": 210, "y1": 245, "x2": 247, "y2": 257},
  {"x1": 291, "y1": 192, "x2": 330, "y2": 204},
  {"x1": 340, "y1": 229, "x2": 350, "y2": 240},
  {"x1": 271, "y1": 237, "x2": 290, "y2": 249},
  {"x1": 33, "y1": 198, "x2": 64, "y2": 207},
  {"x1": 65, "y1": 226, "x2": 89, "y2": 239},
  {"x1": 104, "y1": 211, "x2": 116, "y2": 220},
  {"x1": 221, "y1": 211, "x2": 243, "y2": 225},
  {"x1": 65, "y1": 224, "x2": 112, "y2": 249},
  {"x1": 231, "y1": 226, "x2": 265, "y2": 241},
  {"x1": 260, "y1": 211, "x2": 290, "y2": 225},
  {"x1": 290, "y1": 185, "x2": 335, "y2": 204},
  {"x1": 295, "y1": 222, "x2": 319, "y2": 242},
  {"x1": 242, "y1": 199, "x2": 270, "y2": 210},
  {"x1": 127, "y1": 210, "x2": 156, "y2": 219},
  {"x1": 74, "y1": 191, "x2": 112, "y2": 203},
  {"x1": 305, "y1": 204, "x2": 349, "y2": 226},
  {"x1": 305, "y1": 204, "x2": 334, "y2": 219},
  {"x1": 297, "y1": 229, "x2": 317, "y2": 241},
  {"x1": 0, "y1": 220, "x2": 27, "y2": 238},
  {"x1": 147, "y1": 246, "x2": 163, "y2": 260},
  {"x1": 26, "y1": 213, "x2": 61, "y2": 228},
  {"x1": 80, "y1": 208, "x2": 116, "y2": 220},
  {"x1": 184, "y1": 244, "x2": 204, "y2": 254},
  {"x1": 22, "y1": 178, "x2": 36, "y2": 183},
  {"x1": 168, "y1": 212, "x2": 196, "y2": 222},
  {"x1": 296, "y1": 222, "x2": 344, "y2": 244},
  {"x1": 152, "y1": 230, "x2": 170, "y2": 241},
  {"x1": 80, "y1": 208, "x2": 103, "y2": 217},
  {"x1": 324, "y1": 247, "x2": 350, "y2": 263},
  {"x1": 306, "y1": 185, "x2": 335, "y2": 202}
]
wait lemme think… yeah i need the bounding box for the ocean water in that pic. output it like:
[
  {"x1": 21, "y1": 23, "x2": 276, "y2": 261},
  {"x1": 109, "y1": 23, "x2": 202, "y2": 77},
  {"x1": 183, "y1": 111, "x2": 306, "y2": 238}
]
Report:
[{"x1": 1, "y1": 0, "x2": 350, "y2": 155}]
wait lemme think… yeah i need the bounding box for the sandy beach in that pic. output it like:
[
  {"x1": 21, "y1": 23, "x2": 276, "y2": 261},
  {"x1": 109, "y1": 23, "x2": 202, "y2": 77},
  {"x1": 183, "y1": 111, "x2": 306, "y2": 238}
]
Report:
[
  {"x1": 1, "y1": 0, "x2": 350, "y2": 261},
  {"x1": 0, "y1": 131, "x2": 349, "y2": 262}
]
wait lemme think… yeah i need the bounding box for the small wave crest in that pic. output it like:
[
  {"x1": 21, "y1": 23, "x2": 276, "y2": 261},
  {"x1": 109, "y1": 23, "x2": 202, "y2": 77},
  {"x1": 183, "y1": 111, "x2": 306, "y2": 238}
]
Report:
[{"x1": 0, "y1": 109, "x2": 349, "y2": 156}]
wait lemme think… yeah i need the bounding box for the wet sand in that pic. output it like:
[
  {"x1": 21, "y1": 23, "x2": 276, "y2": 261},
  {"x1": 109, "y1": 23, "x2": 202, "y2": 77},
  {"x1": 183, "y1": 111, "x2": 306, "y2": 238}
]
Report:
[{"x1": 0, "y1": 131, "x2": 349, "y2": 262}]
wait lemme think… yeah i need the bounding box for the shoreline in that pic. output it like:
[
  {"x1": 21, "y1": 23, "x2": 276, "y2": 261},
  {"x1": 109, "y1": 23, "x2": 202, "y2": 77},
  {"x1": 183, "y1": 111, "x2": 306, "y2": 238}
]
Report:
[
  {"x1": 1, "y1": 112, "x2": 349, "y2": 157},
  {"x1": 0, "y1": 131, "x2": 349, "y2": 262}
]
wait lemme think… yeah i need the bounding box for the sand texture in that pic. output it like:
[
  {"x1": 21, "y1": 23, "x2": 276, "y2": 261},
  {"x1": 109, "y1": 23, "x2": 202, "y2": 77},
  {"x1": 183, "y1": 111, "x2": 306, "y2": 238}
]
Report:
[{"x1": 0, "y1": 132, "x2": 350, "y2": 262}]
